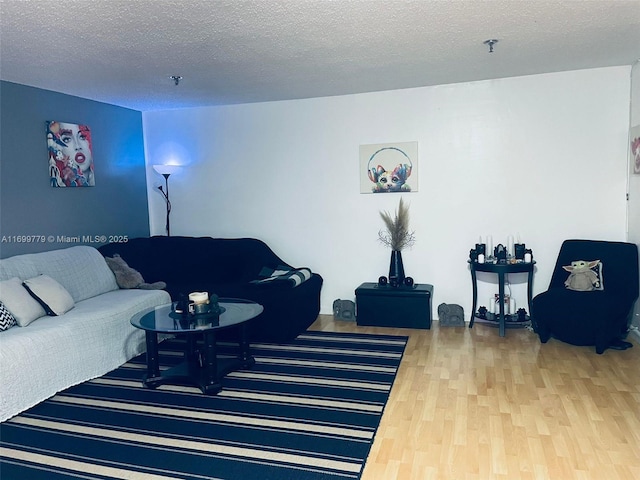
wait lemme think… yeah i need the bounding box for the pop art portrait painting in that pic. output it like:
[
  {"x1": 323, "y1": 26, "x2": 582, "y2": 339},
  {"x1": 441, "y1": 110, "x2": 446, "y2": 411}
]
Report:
[
  {"x1": 360, "y1": 142, "x2": 418, "y2": 194},
  {"x1": 47, "y1": 121, "x2": 95, "y2": 187},
  {"x1": 631, "y1": 124, "x2": 640, "y2": 175}
]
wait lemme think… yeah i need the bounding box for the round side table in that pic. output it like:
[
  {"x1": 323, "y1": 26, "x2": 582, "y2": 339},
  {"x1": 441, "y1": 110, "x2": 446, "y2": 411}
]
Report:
[{"x1": 468, "y1": 260, "x2": 536, "y2": 337}]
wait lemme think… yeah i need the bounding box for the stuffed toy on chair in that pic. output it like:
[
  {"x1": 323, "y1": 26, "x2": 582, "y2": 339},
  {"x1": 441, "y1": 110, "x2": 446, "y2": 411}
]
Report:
[
  {"x1": 563, "y1": 260, "x2": 601, "y2": 291},
  {"x1": 105, "y1": 254, "x2": 166, "y2": 290}
]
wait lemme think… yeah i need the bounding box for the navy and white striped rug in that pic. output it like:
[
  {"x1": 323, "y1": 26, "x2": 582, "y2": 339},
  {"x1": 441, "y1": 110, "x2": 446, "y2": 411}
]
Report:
[{"x1": 0, "y1": 330, "x2": 407, "y2": 479}]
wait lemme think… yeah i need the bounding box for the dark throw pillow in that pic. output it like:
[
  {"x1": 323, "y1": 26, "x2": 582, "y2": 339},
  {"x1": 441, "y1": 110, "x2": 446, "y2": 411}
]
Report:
[{"x1": 0, "y1": 302, "x2": 17, "y2": 331}]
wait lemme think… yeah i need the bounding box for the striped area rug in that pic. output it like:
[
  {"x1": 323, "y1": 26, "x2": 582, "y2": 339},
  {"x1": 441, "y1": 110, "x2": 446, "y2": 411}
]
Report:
[{"x1": 0, "y1": 330, "x2": 407, "y2": 479}]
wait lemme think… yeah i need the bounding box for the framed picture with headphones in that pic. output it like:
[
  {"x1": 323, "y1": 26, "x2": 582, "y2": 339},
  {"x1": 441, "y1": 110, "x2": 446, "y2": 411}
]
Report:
[{"x1": 359, "y1": 141, "x2": 418, "y2": 194}]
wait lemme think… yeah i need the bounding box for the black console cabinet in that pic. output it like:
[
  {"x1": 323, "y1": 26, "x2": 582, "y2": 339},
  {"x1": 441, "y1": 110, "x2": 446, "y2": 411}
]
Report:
[{"x1": 355, "y1": 282, "x2": 433, "y2": 329}]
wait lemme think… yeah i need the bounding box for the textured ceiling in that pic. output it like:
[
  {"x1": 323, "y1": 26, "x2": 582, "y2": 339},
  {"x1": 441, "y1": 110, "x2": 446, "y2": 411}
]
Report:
[{"x1": 1, "y1": 0, "x2": 639, "y2": 111}]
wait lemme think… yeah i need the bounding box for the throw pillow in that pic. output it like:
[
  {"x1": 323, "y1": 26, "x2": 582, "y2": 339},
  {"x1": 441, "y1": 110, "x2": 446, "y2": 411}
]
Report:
[
  {"x1": 563, "y1": 259, "x2": 604, "y2": 291},
  {"x1": 0, "y1": 302, "x2": 17, "y2": 331},
  {"x1": 251, "y1": 265, "x2": 313, "y2": 288},
  {"x1": 22, "y1": 274, "x2": 75, "y2": 316},
  {"x1": 104, "y1": 254, "x2": 166, "y2": 290},
  {"x1": 0, "y1": 277, "x2": 46, "y2": 326}
]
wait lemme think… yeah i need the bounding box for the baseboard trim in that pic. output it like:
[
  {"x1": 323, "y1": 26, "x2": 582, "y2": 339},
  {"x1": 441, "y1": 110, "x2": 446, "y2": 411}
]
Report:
[{"x1": 630, "y1": 327, "x2": 640, "y2": 343}]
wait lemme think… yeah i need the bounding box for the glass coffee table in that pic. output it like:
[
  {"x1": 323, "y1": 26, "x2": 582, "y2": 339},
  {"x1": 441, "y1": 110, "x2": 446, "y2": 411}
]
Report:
[{"x1": 130, "y1": 298, "x2": 263, "y2": 394}]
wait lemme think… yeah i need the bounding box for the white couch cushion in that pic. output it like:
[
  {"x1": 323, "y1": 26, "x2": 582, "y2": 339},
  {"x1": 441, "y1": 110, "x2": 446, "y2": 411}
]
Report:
[
  {"x1": 23, "y1": 274, "x2": 75, "y2": 316},
  {"x1": 0, "y1": 246, "x2": 118, "y2": 302},
  {"x1": 0, "y1": 277, "x2": 46, "y2": 326}
]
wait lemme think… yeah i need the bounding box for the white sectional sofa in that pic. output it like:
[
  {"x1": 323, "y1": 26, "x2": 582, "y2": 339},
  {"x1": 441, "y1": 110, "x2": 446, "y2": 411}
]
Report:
[{"x1": 0, "y1": 245, "x2": 170, "y2": 422}]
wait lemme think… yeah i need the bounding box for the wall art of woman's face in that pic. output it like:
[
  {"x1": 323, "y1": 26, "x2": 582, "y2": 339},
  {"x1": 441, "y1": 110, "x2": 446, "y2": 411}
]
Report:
[{"x1": 47, "y1": 120, "x2": 95, "y2": 187}]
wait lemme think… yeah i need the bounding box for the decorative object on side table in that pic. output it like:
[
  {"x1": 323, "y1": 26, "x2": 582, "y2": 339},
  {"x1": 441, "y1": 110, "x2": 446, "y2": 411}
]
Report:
[
  {"x1": 494, "y1": 244, "x2": 507, "y2": 263},
  {"x1": 377, "y1": 197, "x2": 415, "y2": 287},
  {"x1": 517, "y1": 308, "x2": 528, "y2": 322},
  {"x1": 476, "y1": 236, "x2": 534, "y2": 264}
]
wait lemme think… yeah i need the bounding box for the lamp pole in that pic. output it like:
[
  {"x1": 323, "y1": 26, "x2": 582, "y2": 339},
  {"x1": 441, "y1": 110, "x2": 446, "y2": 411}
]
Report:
[
  {"x1": 153, "y1": 165, "x2": 179, "y2": 237},
  {"x1": 156, "y1": 174, "x2": 172, "y2": 236}
]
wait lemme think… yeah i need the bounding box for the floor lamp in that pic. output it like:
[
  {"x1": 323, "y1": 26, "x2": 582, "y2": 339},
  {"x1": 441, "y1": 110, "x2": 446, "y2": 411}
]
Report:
[{"x1": 152, "y1": 165, "x2": 180, "y2": 236}]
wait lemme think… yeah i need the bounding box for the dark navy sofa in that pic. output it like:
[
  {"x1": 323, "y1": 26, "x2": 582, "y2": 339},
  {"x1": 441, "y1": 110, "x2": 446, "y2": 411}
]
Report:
[{"x1": 99, "y1": 236, "x2": 323, "y2": 343}]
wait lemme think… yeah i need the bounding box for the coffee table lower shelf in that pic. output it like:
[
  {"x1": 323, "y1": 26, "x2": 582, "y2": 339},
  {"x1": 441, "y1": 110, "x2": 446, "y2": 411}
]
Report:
[{"x1": 143, "y1": 354, "x2": 255, "y2": 395}]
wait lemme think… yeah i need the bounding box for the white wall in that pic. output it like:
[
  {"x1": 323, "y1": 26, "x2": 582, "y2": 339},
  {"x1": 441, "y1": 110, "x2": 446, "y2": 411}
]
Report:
[
  {"x1": 143, "y1": 67, "x2": 631, "y2": 317},
  {"x1": 628, "y1": 60, "x2": 640, "y2": 331}
]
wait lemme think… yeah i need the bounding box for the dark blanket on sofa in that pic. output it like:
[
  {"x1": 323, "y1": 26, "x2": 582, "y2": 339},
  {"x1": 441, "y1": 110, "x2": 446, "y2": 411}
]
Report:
[{"x1": 98, "y1": 236, "x2": 323, "y2": 342}]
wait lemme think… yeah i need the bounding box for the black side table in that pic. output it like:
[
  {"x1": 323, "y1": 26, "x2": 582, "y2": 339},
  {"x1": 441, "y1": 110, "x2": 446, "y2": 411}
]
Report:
[
  {"x1": 355, "y1": 282, "x2": 433, "y2": 329},
  {"x1": 468, "y1": 260, "x2": 536, "y2": 337}
]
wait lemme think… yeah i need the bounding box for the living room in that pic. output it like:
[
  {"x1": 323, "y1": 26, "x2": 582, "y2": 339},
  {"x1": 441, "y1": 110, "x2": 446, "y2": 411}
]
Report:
[
  {"x1": 2, "y1": 66, "x2": 638, "y2": 322},
  {"x1": 1, "y1": 1, "x2": 640, "y2": 479}
]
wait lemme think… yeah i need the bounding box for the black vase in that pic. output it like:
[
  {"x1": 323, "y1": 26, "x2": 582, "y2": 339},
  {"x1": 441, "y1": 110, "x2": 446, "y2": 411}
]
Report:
[{"x1": 389, "y1": 250, "x2": 405, "y2": 286}]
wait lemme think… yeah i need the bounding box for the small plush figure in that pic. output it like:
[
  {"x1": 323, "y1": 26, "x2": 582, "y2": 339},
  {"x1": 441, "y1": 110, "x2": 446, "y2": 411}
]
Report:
[
  {"x1": 105, "y1": 254, "x2": 166, "y2": 290},
  {"x1": 563, "y1": 260, "x2": 601, "y2": 291}
]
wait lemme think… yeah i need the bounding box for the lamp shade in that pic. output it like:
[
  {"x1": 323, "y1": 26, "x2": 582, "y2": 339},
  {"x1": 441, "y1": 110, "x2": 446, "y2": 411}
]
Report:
[{"x1": 152, "y1": 164, "x2": 181, "y2": 175}]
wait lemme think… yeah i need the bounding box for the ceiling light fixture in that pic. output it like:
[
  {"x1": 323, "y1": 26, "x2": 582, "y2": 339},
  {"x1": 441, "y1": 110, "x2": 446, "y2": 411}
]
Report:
[
  {"x1": 483, "y1": 39, "x2": 498, "y2": 53},
  {"x1": 169, "y1": 75, "x2": 183, "y2": 86}
]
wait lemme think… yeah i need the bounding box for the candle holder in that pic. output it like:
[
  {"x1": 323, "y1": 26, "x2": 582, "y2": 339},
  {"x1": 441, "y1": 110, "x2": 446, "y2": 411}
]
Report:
[{"x1": 171, "y1": 293, "x2": 224, "y2": 327}]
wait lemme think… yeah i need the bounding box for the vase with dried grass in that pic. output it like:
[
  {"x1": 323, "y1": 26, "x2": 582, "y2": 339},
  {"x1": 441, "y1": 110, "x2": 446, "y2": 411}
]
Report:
[{"x1": 378, "y1": 197, "x2": 415, "y2": 287}]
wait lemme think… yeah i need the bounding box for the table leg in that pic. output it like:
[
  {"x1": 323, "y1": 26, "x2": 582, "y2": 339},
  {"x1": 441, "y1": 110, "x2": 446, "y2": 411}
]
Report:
[
  {"x1": 185, "y1": 334, "x2": 197, "y2": 361},
  {"x1": 143, "y1": 331, "x2": 162, "y2": 387},
  {"x1": 201, "y1": 330, "x2": 221, "y2": 394},
  {"x1": 239, "y1": 323, "x2": 255, "y2": 369},
  {"x1": 498, "y1": 272, "x2": 506, "y2": 337},
  {"x1": 527, "y1": 269, "x2": 536, "y2": 332},
  {"x1": 469, "y1": 267, "x2": 478, "y2": 328}
]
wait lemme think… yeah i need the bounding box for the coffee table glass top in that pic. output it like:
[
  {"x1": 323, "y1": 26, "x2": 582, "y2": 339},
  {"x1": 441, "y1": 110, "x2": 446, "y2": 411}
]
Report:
[{"x1": 131, "y1": 298, "x2": 264, "y2": 333}]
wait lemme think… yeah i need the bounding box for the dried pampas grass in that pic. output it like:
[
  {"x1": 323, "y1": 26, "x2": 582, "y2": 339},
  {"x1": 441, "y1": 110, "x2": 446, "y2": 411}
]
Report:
[{"x1": 378, "y1": 197, "x2": 415, "y2": 251}]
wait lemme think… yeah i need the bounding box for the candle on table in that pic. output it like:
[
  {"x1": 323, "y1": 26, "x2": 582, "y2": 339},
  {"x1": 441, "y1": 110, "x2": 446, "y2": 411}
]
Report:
[{"x1": 189, "y1": 292, "x2": 209, "y2": 304}]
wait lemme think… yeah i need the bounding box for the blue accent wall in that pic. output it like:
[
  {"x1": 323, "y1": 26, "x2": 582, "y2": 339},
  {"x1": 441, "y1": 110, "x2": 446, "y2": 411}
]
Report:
[{"x1": 0, "y1": 81, "x2": 150, "y2": 258}]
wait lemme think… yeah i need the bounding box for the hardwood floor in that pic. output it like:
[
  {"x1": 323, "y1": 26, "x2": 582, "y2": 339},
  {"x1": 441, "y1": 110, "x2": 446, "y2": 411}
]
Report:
[{"x1": 309, "y1": 315, "x2": 640, "y2": 480}]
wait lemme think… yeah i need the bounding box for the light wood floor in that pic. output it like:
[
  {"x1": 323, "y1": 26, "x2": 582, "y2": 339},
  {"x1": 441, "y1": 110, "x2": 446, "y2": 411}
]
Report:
[{"x1": 309, "y1": 315, "x2": 640, "y2": 480}]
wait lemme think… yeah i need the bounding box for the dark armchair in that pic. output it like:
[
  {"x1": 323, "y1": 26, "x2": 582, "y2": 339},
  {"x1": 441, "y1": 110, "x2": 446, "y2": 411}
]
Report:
[{"x1": 531, "y1": 239, "x2": 639, "y2": 354}]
